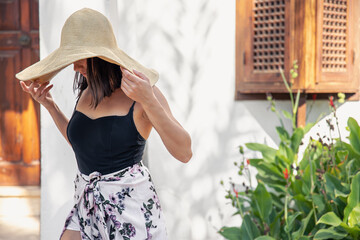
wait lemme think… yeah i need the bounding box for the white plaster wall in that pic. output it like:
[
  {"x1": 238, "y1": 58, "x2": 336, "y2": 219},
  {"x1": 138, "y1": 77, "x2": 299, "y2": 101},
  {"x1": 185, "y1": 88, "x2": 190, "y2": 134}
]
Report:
[{"x1": 39, "y1": 0, "x2": 360, "y2": 239}]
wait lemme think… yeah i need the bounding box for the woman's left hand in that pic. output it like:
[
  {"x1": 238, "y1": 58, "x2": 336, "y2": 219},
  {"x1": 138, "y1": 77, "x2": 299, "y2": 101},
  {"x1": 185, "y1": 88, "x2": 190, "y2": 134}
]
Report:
[{"x1": 120, "y1": 67, "x2": 155, "y2": 104}]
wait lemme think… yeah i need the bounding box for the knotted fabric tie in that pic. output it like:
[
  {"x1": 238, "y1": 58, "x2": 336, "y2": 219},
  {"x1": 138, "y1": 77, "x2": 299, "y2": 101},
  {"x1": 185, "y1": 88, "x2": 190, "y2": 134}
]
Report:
[{"x1": 78, "y1": 171, "x2": 120, "y2": 240}]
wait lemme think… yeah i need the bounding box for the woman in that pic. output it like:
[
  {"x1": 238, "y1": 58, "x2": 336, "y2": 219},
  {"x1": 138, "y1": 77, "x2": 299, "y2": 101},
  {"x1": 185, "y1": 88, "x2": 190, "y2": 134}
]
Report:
[{"x1": 18, "y1": 8, "x2": 192, "y2": 240}]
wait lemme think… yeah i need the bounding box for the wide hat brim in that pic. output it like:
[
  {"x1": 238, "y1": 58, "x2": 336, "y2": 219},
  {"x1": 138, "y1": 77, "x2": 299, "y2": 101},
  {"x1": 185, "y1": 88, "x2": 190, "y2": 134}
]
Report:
[{"x1": 15, "y1": 46, "x2": 159, "y2": 86}]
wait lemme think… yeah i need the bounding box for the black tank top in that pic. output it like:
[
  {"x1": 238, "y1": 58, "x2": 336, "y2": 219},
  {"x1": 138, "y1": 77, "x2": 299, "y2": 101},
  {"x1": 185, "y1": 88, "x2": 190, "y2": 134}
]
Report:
[{"x1": 66, "y1": 100, "x2": 146, "y2": 175}]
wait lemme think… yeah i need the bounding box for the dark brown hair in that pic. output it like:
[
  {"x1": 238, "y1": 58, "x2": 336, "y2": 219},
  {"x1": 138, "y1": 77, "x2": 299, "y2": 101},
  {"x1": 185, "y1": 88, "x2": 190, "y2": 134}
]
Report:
[{"x1": 73, "y1": 57, "x2": 123, "y2": 108}]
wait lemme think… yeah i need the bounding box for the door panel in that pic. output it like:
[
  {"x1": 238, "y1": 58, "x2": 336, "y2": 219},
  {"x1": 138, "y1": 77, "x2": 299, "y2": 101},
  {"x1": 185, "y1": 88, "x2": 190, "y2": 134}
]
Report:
[{"x1": 0, "y1": 0, "x2": 40, "y2": 186}]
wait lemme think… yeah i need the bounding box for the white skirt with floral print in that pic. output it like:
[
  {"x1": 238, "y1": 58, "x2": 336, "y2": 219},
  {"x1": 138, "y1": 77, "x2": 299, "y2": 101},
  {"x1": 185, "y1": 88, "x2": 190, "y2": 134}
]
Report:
[{"x1": 60, "y1": 161, "x2": 167, "y2": 240}]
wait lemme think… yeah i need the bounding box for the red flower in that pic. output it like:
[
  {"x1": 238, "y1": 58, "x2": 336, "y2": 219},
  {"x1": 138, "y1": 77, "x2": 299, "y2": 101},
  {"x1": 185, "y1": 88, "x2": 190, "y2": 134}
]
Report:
[
  {"x1": 233, "y1": 187, "x2": 239, "y2": 198},
  {"x1": 329, "y1": 96, "x2": 335, "y2": 109},
  {"x1": 312, "y1": 94, "x2": 317, "y2": 101},
  {"x1": 283, "y1": 168, "x2": 289, "y2": 180},
  {"x1": 246, "y1": 159, "x2": 250, "y2": 165}
]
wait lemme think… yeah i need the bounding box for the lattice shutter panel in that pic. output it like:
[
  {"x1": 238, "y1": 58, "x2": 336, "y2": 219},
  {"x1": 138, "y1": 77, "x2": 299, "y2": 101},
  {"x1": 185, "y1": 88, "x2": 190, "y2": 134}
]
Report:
[
  {"x1": 314, "y1": 0, "x2": 354, "y2": 92},
  {"x1": 253, "y1": 0, "x2": 286, "y2": 73},
  {"x1": 321, "y1": 0, "x2": 348, "y2": 73},
  {"x1": 236, "y1": 0, "x2": 292, "y2": 94}
]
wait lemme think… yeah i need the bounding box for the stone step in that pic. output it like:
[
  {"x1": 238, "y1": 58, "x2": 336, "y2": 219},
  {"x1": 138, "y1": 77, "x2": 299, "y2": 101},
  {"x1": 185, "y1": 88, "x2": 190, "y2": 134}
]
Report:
[
  {"x1": 0, "y1": 216, "x2": 39, "y2": 240},
  {"x1": 0, "y1": 186, "x2": 40, "y2": 217}
]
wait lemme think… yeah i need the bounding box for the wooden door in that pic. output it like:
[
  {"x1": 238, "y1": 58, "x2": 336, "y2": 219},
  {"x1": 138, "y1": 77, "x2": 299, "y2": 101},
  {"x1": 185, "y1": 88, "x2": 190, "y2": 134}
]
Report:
[{"x1": 0, "y1": 0, "x2": 40, "y2": 185}]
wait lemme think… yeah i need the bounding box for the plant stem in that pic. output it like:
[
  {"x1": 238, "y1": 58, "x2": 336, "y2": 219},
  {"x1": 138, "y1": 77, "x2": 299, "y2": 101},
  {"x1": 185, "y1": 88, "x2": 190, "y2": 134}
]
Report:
[
  {"x1": 279, "y1": 68, "x2": 294, "y2": 110},
  {"x1": 279, "y1": 68, "x2": 296, "y2": 131},
  {"x1": 308, "y1": 149, "x2": 318, "y2": 223},
  {"x1": 275, "y1": 110, "x2": 285, "y2": 128},
  {"x1": 235, "y1": 196, "x2": 244, "y2": 219},
  {"x1": 284, "y1": 189, "x2": 291, "y2": 240},
  {"x1": 334, "y1": 111, "x2": 343, "y2": 148}
]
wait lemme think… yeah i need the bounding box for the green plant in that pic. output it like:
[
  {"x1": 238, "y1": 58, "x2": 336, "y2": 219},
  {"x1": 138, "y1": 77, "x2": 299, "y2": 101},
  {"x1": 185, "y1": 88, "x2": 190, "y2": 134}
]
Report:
[{"x1": 219, "y1": 62, "x2": 360, "y2": 240}]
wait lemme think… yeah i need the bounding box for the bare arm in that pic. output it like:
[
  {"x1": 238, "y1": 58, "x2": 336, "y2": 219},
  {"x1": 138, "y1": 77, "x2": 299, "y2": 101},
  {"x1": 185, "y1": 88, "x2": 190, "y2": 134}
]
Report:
[
  {"x1": 142, "y1": 86, "x2": 192, "y2": 163},
  {"x1": 45, "y1": 101, "x2": 71, "y2": 144},
  {"x1": 20, "y1": 81, "x2": 71, "y2": 145},
  {"x1": 121, "y1": 68, "x2": 192, "y2": 163}
]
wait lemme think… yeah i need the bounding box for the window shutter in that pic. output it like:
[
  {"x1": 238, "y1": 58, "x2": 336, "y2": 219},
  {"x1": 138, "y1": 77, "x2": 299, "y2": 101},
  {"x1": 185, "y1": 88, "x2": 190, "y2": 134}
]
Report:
[
  {"x1": 312, "y1": 0, "x2": 355, "y2": 93},
  {"x1": 236, "y1": 0, "x2": 359, "y2": 100},
  {"x1": 236, "y1": 0, "x2": 294, "y2": 95}
]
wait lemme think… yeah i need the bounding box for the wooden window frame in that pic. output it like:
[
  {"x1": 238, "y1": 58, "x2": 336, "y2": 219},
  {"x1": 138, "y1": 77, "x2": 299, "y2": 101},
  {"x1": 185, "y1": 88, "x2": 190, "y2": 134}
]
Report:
[
  {"x1": 235, "y1": 0, "x2": 359, "y2": 100},
  {"x1": 236, "y1": 0, "x2": 295, "y2": 95}
]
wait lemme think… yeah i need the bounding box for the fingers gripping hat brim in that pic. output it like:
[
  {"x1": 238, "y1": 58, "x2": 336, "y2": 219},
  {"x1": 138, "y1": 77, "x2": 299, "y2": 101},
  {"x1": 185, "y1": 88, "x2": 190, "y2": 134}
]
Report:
[{"x1": 15, "y1": 8, "x2": 159, "y2": 86}]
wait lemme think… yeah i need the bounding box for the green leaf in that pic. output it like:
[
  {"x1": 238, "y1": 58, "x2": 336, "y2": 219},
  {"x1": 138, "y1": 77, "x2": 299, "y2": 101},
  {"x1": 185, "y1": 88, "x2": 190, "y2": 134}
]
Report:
[
  {"x1": 278, "y1": 143, "x2": 294, "y2": 165},
  {"x1": 286, "y1": 212, "x2": 302, "y2": 233},
  {"x1": 239, "y1": 215, "x2": 261, "y2": 240},
  {"x1": 251, "y1": 182, "x2": 272, "y2": 223},
  {"x1": 317, "y1": 212, "x2": 342, "y2": 226},
  {"x1": 336, "y1": 150, "x2": 349, "y2": 162},
  {"x1": 218, "y1": 226, "x2": 241, "y2": 240},
  {"x1": 292, "y1": 209, "x2": 314, "y2": 240},
  {"x1": 256, "y1": 175, "x2": 286, "y2": 188},
  {"x1": 246, "y1": 143, "x2": 277, "y2": 163},
  {"x1": 251, "y1": 161, "x2": 284, "y2": 180},
  {"x1": 269, "y1": 193, "x2": 284, "y2": 209},
  {"x1": 347, "y1": 117, "x2": 360, "y2": 155},
  {"x1": 249, "y1": 158, "x2": 263, "y2": 165},
  {"x1": 276, "y1": 126, "x2": 291, "y2": 143},
  {"x1": 255, "y1": 236, "x2": 277, "y2": 240},
  {"x1": 334, "y1": 189, "x2": 349, "y2": 199},
  {"x1": 342, "y1": 141, "x2": 360, "y2": 160},
  {"x1": 313, "y1": 227, "x2": 348, "y2": 239},
  {"x1": 346, "y1": 159, "x2": 360, "y2": 178},
  {"x1": 312, "y1": 194, "x2": 326, "y2": 213},
  {"x1": 301, "y1": 165, "x2": 312, "y2": 196},
  {"x1": 324, "y1": 173, "x2": 349, "y2": 199},
  {"x1": 269, "y1": 209, "x2": 282, "y2": 238},
  {"x1": 338, "y1": 223, "x2": 360, "y2": 237},
  {"x1": 344, "y1": 172, "x2": 360, "y2": 224},
  {"x1": 348, "y1": 203, "x2": 360, "y2": 228},
  {"x1": 282, "y1": 110, "x2": 293, "y2": 120},
  {"x1": 291, "y1": 128, "x2": 304, "y2": 153},
  {"x1": 266, "y1": 183, "x2": 286, "y2": 193},
  {"x1": 293, "y1": 194, "x2": 312, "y2": 214}
]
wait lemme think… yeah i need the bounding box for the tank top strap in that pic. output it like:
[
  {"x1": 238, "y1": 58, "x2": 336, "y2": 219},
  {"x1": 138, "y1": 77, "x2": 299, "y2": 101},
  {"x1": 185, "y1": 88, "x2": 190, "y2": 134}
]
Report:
[
  {"x1": 129, "y1": 101, "x2": 136, "y2": 113},
  {"x1": 73, "y1": 97, "x2": 80, "y2": 113}
]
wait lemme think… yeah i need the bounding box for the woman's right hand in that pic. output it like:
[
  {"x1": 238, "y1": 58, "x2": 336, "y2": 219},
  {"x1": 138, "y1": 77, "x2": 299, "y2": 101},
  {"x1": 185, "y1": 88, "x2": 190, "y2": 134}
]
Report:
[{"x1": 20, "y1": 80, "x2": 54, "y2": 109}]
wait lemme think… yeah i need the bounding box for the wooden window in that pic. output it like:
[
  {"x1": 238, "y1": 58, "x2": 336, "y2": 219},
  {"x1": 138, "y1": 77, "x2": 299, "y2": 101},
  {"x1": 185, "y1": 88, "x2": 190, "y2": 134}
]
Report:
[
  {"x1": 236, "y1": 0, "x2": 294, "y2": 95},
  {"x1": 313, "y1": 0, "x2": 355, "y2": 92},
  {"x1": 236, "y1": 0, "x2": 360, "y2": 99}
]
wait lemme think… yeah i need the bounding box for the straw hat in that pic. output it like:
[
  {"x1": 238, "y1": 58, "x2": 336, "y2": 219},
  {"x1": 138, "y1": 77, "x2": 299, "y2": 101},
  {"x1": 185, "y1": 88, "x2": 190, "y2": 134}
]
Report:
[{"x1": 15, "y1": 8, "x2": 159, "y2": 86}]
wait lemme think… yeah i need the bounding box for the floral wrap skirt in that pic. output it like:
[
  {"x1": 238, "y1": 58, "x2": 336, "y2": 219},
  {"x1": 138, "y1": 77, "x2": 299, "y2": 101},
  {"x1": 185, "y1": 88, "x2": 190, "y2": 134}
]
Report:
[{"x1": 60, "y1": 161, "x2": 167, "y2": 240}]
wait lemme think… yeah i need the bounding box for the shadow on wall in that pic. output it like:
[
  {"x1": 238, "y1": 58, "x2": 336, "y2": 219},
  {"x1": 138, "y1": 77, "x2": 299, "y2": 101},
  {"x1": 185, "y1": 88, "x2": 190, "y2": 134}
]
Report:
[{"x1": 243, "y1": 99, "x2": 333, "y2": 145}]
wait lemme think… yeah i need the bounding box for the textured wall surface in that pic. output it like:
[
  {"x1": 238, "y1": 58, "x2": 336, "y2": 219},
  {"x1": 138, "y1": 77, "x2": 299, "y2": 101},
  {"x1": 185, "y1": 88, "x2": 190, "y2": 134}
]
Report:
[{"x1": 39, "y1": 0, "x2": 360, "y2": 239}]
